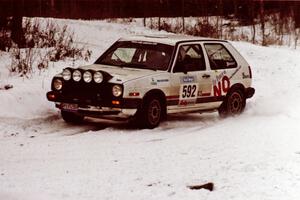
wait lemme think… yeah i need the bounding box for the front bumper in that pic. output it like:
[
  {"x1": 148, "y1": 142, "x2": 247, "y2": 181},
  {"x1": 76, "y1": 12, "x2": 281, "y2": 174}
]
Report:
[
  {"x1": 47, "y1": 91, "x2": 140, "y2": 119},
  {"x1": 56, "y1": 103, "x2": 137, "y2": 120}
]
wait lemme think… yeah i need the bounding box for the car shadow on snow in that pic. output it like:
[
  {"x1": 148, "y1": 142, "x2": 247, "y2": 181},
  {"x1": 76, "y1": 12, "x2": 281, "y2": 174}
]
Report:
[
  {"x1": 4, "y1": 112, "x2": 226, "y2": 136},
  {"x1": 58, "y1": 117, "x2": 139, "y2": 136},
  {"x1": 60, "y1": 112, "x2": 221, "y2": 135}
]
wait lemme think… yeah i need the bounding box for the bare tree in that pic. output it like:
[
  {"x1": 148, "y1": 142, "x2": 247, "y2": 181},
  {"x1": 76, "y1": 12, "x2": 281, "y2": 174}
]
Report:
[
  {"x1": 11, "y1": 16, "x2": 26, "y2": 47},
  {"x1": 259, "y1": 0, "x2": 266, "y2": 46},
  {"x1": 216, "y1": 0, "x2": 224, "y2": 39},
  {"x1": 182, "y1": 0, "x2": 185, "y2": 33},
  {"x1": 249, "y1": 0, "x2": 256, "y2": 44}
]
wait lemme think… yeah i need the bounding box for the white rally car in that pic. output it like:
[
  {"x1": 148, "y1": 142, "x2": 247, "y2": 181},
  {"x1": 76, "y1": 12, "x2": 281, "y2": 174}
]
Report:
[{"x1": 47, "y1": 35, "x2": 255, "y2": 128}]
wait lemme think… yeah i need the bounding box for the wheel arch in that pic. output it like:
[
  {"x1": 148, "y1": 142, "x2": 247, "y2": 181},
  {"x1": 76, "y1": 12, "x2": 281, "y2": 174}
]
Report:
[
  {"x1": 228, "y1": 83, "x2": 246, "y2": 95},
  {"x1": 142, "y1": 89, "x2": 167, "y2": 117},
  {"x1": 218, "y1": 83, "x2": 246, "y2": 117}
]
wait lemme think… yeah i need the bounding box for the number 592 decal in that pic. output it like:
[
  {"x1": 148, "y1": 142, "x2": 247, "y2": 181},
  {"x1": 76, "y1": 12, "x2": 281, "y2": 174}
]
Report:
[{"x1": 179, "y1": 83, "x2": 199, "y2": 106}]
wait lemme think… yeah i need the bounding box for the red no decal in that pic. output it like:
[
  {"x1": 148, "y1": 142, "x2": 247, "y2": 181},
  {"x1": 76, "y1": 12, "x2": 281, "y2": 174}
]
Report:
[{"x1": 213, "y1": 76, "x2": 230, "y2": 96}]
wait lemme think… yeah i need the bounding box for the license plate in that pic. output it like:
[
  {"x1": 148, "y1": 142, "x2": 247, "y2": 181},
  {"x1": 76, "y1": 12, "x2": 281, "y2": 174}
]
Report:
[{"x1": 61, "y1": 103, "x2": 78, "y2": 111}]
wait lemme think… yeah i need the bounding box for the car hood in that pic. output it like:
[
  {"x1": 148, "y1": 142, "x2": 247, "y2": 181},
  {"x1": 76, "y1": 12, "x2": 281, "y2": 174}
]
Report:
[{"x1": 79, "y1": 64, "x2": 163, "y2": 83}]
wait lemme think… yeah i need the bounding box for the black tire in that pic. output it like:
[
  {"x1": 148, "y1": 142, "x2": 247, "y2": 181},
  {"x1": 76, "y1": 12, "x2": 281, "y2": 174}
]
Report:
[
  {"x1": 218, "y1": 89, "x2": 246, "y2": 117},
  {"x1": 61, "y1": 111, "x2": 84, "y2": 124},
  {"x1": 137, "y1": 96, "x2": 162, "y2": 129}
]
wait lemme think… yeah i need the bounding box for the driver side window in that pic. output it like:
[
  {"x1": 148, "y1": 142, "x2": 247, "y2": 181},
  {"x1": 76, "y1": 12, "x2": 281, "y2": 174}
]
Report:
[{"x1": 173, "y1": 44, "x2": 206, "y2": 73}]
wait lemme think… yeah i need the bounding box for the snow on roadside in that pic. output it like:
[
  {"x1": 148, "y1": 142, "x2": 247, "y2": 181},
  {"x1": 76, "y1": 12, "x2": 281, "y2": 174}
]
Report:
[
  {"x1": 0, "y1": 18, "x2": 300, "y2": 200},
  {"x1": 0, "y1": 18, "x2": 164, "y2": 119}
]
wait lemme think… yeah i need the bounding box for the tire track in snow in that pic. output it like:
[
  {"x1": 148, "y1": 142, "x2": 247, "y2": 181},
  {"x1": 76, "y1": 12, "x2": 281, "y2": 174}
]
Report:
[{"x1": 0, "y1": 114, "x2": 108, "y2": 138}]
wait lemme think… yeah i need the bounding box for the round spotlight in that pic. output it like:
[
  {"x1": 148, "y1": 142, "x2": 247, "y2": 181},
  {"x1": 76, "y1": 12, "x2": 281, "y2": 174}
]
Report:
[
  {"x1": 93, "y1": 71, "x2": 103, "y2": 83},
  {"x1": 53, "y1": 78, "x2": 63, "y2": 91},
  {"x1": 112, "y1": 85, "x2": 122, "y2": 97},
  {"x1": 83, "y1": 71, "x2": 92, "y2": 83},
  {"x1": 72, "y1": 70, "x2": 82, "y2": 82},
  {"x1": 62, "y1": 68, "x2": 71, "y2": 81}
]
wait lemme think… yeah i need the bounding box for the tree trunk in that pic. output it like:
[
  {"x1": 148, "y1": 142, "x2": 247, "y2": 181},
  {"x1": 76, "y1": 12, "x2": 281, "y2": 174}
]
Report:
[
  {"x1": 260, "y1": 0, "x2": 266, "y2": 46},
  {"x1": 249, "y1": 0, "x2": 256, "y2": 44},
  {"x1": 150, "y1": 18, "x2": 153, "y2": 29},
  {"x1": 295, "y1": 29, "x2": 299, "y2": 49},
  {"x1": 158, "y1": 17, "x2": 161, "y2": 31},
  {"x1": 182, "y1": 0, "x2": 185, "y2": 33},
  {"x1": 218, "y1": 0, "x2": 224, "y2": 39},
  {"x1": 252, "y1": 23, "x2": 256, "y2": 44},
  {"x1": 11, "y1": 16, "x2": 26, "y2": 48}
]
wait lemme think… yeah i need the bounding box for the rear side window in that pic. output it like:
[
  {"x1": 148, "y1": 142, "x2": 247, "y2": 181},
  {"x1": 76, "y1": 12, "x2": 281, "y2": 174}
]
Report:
[{"x1": 204, "y1": 43, "x2": 237, "y2": 70}]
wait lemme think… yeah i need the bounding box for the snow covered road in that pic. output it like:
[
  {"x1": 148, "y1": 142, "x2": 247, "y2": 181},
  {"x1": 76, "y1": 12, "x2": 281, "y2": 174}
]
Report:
[{"x1": 0, "y1": 18, "x2": 300, "y2": 200}]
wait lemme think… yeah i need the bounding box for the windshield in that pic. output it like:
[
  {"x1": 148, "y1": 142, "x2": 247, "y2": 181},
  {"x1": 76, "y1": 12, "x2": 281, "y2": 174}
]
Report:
[{"x1": 95, "y1": 41, "x2": 174, "y2": 71}]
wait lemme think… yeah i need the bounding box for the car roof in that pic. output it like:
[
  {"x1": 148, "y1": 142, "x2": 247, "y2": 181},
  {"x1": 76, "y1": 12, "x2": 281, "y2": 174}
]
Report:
[{"x1": 118, "y1": 34, "x2": 227, "y2": 46}]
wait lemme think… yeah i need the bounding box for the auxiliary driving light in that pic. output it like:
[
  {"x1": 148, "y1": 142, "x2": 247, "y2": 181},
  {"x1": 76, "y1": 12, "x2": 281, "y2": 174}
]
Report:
[
  {"x1": 83, "y1": 71, "x2": 92, "y2": 83},
  {"x1": 72, "y1": 70, "x2": 82, "y2": 82},
  {"x1": 62, "y1": 68, "x2": 71, "y2": 81},
  {"x1": 94, "y1": 71, "x2": 103, "y2": 83}
]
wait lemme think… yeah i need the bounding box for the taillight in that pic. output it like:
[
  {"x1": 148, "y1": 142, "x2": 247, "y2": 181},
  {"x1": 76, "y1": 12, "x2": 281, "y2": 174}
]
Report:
[{"x1": 248, "y1": 66, "x2": 252, "y2": 79}]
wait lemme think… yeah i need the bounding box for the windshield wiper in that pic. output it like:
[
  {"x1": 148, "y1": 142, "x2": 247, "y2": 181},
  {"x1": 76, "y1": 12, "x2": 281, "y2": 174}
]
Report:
[{"x1": 98, "y1": 60, "x2": 125, "y2": 68}]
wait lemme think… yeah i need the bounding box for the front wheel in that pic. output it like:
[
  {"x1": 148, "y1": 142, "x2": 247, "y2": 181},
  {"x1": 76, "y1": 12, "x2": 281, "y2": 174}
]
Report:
[
  {"x1": 137, "y1": 97, "x2": 162, "y2": 129},
  {"x1": 218, "y1": 90, "x2": 245, "y2": 117},
  {"x1": 61, "y1": 110, "x2": 84, "y2": 124}
]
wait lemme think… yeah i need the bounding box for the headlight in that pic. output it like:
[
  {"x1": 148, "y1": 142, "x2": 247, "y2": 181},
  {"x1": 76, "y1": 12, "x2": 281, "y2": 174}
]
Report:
[
  {"x1": 53, "y1": 78, "x2": 63, "y2": 90},
  {"x1": 94, "y1": 71, "x2": 103, "y2": 83},
  {"x1": 83, "y1": 71, "x2": 92, "y2": 83},
  {"x1": 72, "y1": 70, "x2": 82, "y2": 82},
  {"x1": 112, "y1": 85, "x2": 122, "y2": 97},
  {"x1": 62, "y1": 69, "x2": 71, "y2": 81}
]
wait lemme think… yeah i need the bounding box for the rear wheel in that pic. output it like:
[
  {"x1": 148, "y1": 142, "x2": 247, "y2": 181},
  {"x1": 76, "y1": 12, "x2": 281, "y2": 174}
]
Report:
[
  {"x1": 137, "y1": 96, "x2": 162, "y2": 129},
  {"x1": 61, "y1": 110, "x2": 84, "y2": 124},
  {"x1": 218, "y1": 90, "x2": 245, "y2": 117}
]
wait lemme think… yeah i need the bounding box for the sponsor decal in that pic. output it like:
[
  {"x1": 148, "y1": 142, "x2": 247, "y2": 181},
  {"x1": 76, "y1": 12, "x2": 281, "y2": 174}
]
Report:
[
  {"x1": 226, "y1": 61, "x2": 236, "y2": 67},
  {"x1": 181, "y1": 76, "x2": 196, "y2": 83},
  {"x1": 151, "y1": 78, "x2": 169, "y2": 85},
  {"x1": 212, "y1": 71, "x2": 230, "y2": 97},
  {"x1": 242, "y1": 72, "x2": 251, "y2": 79},
  {"x1": 157, "y1": 79, "x2": 169, "y2": 83},
  {"x1": 179, "y1": 99, "x2": 196, "y2": 106},
  {"x1": 198, "y1": 91, "x2": 211, "y2": 97},
  {"x1": 150, "y1": 78, "x2": 157, "y2": 85}
]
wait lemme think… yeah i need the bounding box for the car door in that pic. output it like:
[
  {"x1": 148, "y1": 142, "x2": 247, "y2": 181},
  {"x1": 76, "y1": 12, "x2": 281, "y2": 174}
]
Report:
[
  {"x1": 168, "y1": 42, "x2": 214, "y2": 113},
  {"x1": 203, "y1": 42, "x2": 240, "y2": 97}
]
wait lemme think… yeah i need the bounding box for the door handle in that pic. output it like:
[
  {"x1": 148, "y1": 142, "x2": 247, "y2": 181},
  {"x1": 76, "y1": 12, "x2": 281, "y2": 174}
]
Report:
[{"x1": 202, "y1": 74, "x2": 210, "y2": 78}]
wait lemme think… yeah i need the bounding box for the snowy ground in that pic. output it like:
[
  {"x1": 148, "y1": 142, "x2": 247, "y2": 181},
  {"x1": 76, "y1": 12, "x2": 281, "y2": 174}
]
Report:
[{"x1": 0, "y1": 18, "x2": 300, "y2": 200}]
